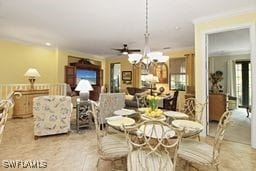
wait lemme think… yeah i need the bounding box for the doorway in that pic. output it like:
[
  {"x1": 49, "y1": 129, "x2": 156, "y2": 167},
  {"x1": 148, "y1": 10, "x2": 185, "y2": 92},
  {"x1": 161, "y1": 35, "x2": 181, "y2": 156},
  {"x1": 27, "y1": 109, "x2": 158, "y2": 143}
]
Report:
[
  {"x1": 207, "y1": 28, "x2": 251, "y2": 144},
  {"x1": 110, "y1": 63, "x2": 121, "y2": 93}
]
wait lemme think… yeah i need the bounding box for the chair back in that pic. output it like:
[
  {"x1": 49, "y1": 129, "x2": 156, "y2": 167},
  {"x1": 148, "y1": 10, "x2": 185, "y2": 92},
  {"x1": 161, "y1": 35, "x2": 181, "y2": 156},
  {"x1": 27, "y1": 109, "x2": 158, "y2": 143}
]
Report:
[
  {"x1": 170, "y1": 91, "x2": 179, "y2": 111},
  {"x1": 0, "y1": 100, "x2": 13, "y2": 143},
  {"x1": 213, "y1": 111, "x2": 231, "y2": 161},
  {"x1": 0, "y1": 92, "x2": 20, "y2": 143},
  {"x1": 88, "y1": 100, "x2": 108, "y2": 154},
  {"x1": 124, "y1": 120, "x2": 183, "y2": 171},
  {"x1": 98, "y1": 93, "x2": 125, "y2": 123},
  {"x1": 182, "y1": 97, "x2": 206, "y2": 123},
  {"x1": 135, "y1": 92, "x2": 148, "y2": 108}
]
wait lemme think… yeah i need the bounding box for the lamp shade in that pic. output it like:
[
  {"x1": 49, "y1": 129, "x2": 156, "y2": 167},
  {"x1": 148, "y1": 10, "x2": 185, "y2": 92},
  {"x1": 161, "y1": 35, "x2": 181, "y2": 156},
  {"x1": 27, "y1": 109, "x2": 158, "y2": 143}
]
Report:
[
  {"x1": 24, "y1": 68, "x2": 41, "y2": 77},
  {"x1": 128, "y1": 54, "x2": 142, "y2": 64},
  {"x1": 75, "y1": 80, "x2": 93, "y2": 92}
]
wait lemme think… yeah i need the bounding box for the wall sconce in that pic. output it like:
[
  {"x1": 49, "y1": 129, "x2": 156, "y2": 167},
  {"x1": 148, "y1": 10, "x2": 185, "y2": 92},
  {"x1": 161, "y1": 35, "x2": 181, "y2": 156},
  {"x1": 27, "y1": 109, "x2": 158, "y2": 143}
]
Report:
[
  {"x1": 24, "y1": 68, "x2": 41, "y2": 89},
  {"x1": 75, "y1": 79, "x2": 93, "y2": 101}
]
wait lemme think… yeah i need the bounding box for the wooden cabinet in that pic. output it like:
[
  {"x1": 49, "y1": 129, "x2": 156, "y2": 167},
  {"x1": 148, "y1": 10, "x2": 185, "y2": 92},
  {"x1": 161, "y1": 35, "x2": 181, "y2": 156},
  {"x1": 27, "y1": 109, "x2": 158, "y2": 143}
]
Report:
[
  {"x1": 65, "y1": 66, "x2": 76, "y2": 88},
  {"x1": 13, "y1": 89, "x2": 49, "y2": 118},
  {"x1": 209, "y1": 94, "x2": 226, "y2": 121},
  {"x1": 65, "y1": 59, "x2": 103, "y2": 101}
]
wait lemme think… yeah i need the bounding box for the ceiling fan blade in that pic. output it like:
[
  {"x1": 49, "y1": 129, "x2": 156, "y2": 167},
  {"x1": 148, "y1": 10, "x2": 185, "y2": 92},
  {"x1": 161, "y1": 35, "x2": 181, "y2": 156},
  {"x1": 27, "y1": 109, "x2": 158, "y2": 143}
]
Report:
[
  {"x1": 128, "y1": 49, "x2": 141, "y2": 53},
  {"x1": 112, "y1": 48, "x2": 123, "y2": 52}
]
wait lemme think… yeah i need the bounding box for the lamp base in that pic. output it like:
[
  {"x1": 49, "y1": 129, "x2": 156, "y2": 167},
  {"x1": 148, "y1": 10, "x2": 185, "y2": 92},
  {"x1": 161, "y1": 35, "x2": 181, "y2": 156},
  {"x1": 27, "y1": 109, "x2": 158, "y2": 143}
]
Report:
[
  {"x1": 79, "y1": 91, "x2": 89, "y2": 101},
  {"x1": 28, "y1": 78, "x2": 36, "y2": 90}
]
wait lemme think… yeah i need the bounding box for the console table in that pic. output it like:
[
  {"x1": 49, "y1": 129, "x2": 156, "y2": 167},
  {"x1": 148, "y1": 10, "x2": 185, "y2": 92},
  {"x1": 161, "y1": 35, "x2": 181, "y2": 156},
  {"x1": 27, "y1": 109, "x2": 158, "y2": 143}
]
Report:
[{"x1": 13, "y1": 89, "x2": 49, "y2": 118}]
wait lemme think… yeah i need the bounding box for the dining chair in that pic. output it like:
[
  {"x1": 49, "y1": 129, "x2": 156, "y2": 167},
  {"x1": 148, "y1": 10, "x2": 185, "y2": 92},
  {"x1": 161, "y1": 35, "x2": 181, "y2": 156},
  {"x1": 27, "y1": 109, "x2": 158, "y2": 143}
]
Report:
[
  {"x1": 123, "y1": 120, "x2": 183, "y2": 171},
  {"x1": 178, "y1": 111, "x2": 231, "y2": 171},
  {"x1": 168, "y1": 91, "x2": 179, "y2": 111},
  {"x1": 0, "y1": 100, "x2": 13, "y2": 143},
  {"x1": 181, "y1": 97, "x2": 206, "y2": 123},
  {"x1": 89, "y1": 100, "x2": 129, "y2": 171},
  {"x1": 98, "y1": 93, "x2": 125, "y2": 124}
]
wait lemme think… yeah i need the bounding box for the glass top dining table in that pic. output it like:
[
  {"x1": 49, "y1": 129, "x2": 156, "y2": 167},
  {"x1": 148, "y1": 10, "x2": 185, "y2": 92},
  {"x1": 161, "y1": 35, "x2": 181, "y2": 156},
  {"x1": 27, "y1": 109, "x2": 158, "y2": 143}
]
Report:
[{"x1": 106, "y1": 108, "x2": 203, "y2": 138}]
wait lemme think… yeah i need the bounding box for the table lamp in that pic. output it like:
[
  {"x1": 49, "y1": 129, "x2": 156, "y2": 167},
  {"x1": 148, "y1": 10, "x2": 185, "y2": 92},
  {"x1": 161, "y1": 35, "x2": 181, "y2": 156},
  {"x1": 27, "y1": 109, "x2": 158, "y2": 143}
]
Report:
[
  {"x1": 141, "y1": 74, "x2": 159, "y2": 95},
  {"x1": 24, "y1": 68, "x2": 41, "y2": 89},
  {"x1": 75, "y1": 79, "x2": 93, "y2": 101}
]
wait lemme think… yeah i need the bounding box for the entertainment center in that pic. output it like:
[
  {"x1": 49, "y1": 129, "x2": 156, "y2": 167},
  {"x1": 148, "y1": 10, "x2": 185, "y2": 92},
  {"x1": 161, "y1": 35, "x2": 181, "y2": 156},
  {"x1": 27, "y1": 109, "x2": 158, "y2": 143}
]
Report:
[{"x1": 65, "y1": 58, "x2": 103, "y2": 101}]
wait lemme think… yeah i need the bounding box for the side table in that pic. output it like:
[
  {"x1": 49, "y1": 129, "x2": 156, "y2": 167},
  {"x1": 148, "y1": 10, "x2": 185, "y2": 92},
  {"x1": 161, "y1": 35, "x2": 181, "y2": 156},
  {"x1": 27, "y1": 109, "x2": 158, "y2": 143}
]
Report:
[{"x1": 76, "y1": 99, "x2": 92, "y2": 132}]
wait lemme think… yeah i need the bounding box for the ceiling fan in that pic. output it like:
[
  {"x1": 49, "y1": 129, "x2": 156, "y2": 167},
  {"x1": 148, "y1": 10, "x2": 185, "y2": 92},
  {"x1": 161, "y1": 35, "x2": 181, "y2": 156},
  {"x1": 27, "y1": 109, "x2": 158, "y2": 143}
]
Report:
[{"x1": 112, "y1": 44, "x2": 141, "y2": 55}]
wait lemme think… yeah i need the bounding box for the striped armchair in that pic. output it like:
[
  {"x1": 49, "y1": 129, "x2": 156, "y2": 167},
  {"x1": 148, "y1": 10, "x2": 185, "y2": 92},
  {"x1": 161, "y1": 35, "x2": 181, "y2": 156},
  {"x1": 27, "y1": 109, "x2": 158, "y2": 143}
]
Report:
[{"x1": 33, "y1": 96, "x2": 72, "y2": 138}]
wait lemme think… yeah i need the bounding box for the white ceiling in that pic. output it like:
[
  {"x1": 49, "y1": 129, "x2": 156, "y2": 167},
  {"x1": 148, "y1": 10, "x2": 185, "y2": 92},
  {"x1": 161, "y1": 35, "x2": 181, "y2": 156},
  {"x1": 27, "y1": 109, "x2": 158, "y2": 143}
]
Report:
[
  {"x1": 209, "y1": 28, "x2": 250, "y2": 56},
  {"x1": 0, "y1": 0, "x2": 255, "y2": 57}
]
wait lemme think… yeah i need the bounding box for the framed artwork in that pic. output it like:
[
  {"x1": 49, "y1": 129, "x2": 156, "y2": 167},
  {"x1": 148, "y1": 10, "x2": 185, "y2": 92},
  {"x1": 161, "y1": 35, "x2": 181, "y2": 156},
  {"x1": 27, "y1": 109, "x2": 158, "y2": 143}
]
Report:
[
  {"x1": 154, "y1": 63, "x2": 168, "y2": 83},
  {"x1": 122, "y1": 71, "x2": 132, "y2": 81}
]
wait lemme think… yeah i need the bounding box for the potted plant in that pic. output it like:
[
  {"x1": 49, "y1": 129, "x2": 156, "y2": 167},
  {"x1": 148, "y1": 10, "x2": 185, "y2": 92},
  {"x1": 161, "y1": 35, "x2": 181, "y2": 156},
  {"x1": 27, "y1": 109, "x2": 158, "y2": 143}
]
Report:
[{"x1": 209, "y1": 71, "x2": 223, "y2": 93}]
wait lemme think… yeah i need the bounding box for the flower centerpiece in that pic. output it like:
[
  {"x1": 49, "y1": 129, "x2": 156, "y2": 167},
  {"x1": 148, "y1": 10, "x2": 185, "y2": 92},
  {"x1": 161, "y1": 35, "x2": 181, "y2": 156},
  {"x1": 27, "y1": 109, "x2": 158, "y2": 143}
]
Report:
[{"x1": 145, "y1": 95, "x2": 163, "y2": 118}]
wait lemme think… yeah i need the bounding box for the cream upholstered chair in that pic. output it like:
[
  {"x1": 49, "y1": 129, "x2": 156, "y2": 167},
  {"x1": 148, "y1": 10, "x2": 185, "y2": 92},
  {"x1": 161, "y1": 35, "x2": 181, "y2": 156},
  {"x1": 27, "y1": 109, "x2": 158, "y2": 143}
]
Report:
[
  {"x1": 88, "y1": 100, "x2": 128, "y2": 170},
  {"x1": 124, "y1": 120, "x2": 183, "y2": 171},
  {"x1": 178, "y1": 111, "x2": 231, "y2": 171},
  {"x1": 33, "y1": 96, "x2": 72, "y2": 138},
  {"x1": 98, "y1": 93, "x2": 125, "y2": 123}
]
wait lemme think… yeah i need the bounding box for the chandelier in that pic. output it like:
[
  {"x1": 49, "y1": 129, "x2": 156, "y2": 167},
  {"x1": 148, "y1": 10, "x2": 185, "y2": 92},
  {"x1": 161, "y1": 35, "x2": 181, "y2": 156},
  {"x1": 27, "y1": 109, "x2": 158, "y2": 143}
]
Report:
[{"x1": 128, "y1": 0, "x2": 169, "y2": 70}]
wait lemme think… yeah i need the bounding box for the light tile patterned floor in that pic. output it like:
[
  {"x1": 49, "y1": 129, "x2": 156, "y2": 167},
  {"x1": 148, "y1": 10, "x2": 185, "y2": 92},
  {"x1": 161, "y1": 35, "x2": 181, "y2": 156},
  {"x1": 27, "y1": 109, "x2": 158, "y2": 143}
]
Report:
[{"x1": 0, "y1": 116, "x2": 256, "y2": 171}]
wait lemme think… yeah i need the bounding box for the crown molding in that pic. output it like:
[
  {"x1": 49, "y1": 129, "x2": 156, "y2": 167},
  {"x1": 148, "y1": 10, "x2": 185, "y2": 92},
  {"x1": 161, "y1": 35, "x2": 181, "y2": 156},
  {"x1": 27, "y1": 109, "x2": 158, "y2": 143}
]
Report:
[{"x1": 193, "y1": 7, "x2": 256, "y2": 24}]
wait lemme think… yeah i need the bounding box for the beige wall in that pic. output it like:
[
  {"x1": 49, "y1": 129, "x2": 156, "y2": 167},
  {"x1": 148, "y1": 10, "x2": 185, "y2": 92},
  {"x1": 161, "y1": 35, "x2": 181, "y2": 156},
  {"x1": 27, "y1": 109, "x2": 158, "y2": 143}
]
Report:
[
  {"x1": 0, "y1": 40, "x2": 58, "y2": 84},
  {"x1": 104, "y1": 48, "x2": 195, "y2": 93},
  {"x1": 0, "y1": 40, "x2": 105, "y2": 84}
]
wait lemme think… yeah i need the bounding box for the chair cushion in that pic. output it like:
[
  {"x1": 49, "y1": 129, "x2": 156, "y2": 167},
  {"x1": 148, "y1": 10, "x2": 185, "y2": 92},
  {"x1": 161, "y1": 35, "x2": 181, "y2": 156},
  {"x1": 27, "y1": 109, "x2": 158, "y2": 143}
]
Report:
[
  {"x1": 178, "y1": 139, "x2": 214, "y2": 165},
  {"x1": 127, "y1": 149, "x2": 174, "y2": 171},
  {"x1": 100, "y1": 134, "x2": 128, "y2": 158}
]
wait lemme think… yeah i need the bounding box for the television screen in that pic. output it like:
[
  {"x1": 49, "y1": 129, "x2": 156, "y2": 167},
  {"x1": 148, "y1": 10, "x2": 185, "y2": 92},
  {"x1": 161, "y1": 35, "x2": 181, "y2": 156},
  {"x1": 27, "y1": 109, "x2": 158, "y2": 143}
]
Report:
[{"x1": 76, "y1": 69, "x2": 97, "y2": 85}]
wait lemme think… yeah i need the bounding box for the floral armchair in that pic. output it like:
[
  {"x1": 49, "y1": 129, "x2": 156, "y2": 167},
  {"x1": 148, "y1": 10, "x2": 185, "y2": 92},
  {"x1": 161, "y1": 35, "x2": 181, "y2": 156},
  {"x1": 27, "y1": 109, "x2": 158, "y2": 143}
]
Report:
[{"x1": 33, "y1": 96, "x2": 72, "y2": 138}]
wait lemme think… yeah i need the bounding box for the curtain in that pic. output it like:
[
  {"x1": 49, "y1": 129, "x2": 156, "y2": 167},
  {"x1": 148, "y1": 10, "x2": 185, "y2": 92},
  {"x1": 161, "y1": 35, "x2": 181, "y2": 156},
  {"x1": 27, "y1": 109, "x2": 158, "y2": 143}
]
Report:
[{"x1": 227, "y1": 59, "x2": 236, "y2": 96}]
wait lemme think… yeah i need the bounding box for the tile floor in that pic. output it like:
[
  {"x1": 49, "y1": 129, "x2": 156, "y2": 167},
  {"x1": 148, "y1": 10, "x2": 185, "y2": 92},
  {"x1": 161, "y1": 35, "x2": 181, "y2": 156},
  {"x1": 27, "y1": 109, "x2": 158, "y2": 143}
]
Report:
[{"x1": 0, "y1": 116, "x2": 256, "y2": 171}]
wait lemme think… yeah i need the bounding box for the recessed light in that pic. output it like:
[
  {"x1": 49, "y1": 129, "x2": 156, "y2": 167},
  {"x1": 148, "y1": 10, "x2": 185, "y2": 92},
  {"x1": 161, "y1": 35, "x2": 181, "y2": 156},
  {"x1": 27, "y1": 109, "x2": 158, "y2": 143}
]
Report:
[
  {"x1": 45, "y1": 42, "x2": 51, "y2": 46},
  {"x1": 175, "y1": 26, "x2": 181, "y2": 30}
]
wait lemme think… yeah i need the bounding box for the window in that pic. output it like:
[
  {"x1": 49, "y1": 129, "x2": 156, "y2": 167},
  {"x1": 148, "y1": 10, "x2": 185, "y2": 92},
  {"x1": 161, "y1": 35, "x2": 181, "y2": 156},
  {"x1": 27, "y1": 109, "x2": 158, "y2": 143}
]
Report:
[
  {"x1": 235, "y1": 64, "x2": 242, "y2": 105},
  {"x1": 169, "y1": 58, "x2": 186, "y2": 90},
  {"x1": 235, "y1": 61, "x2": 251, "y2": 107}
]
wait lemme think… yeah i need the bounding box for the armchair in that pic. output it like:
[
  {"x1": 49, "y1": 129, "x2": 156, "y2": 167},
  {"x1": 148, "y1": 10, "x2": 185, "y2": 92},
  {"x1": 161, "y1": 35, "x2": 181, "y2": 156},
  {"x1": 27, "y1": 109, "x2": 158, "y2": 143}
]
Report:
[{"x1": 33, "y1": 96, "x2": 72, "y2": 138}]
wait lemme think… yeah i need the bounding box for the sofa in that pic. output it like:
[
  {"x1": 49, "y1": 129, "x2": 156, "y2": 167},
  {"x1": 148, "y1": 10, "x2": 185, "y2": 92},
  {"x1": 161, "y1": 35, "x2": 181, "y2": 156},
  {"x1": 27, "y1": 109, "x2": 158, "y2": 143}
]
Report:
[{"x1": 33, "y1": 96, "x2": 72, "y2": 138}]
